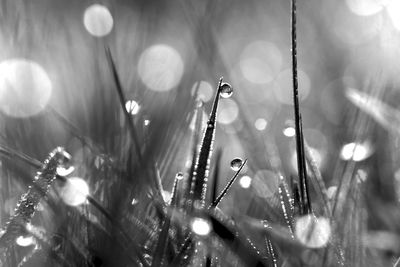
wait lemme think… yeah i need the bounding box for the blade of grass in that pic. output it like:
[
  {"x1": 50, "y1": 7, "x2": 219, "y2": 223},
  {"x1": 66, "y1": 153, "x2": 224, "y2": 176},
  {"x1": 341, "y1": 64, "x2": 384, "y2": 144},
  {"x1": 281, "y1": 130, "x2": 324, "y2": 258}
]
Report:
[
  {"x1": 290, "y1": 0, "x2": 311, "y2": 215},
  {"x1": 0, "y1": 148, "x2": 70, "y2": 249},
  {"x1": 191, "y1": 78, "x2": 223, "y2": 208},
  {"x1": 184, "y1": 101, "x2": 204, "y2": 210},
  {"x1": 209, "y1": 159, "x2": 247, "y2": 208},
  {"x1": 105, "y1": 47, "x2": 165, "y2": 206},
  {"x1": 210, "y1": 148, "x2": 222, "y2": 205}
]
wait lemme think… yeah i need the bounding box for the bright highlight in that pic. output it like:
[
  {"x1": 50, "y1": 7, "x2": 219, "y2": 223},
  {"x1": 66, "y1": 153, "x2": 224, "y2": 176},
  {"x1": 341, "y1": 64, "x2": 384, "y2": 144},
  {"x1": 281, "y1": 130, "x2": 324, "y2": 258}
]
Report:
[
  {"x1": 59, "y1": 177, "x2": 89, "y2": 206},
  {"x1": 0, "y1": 59, "x2": 52, "y2": 117},
  {"x1": 191, "y1": 217, "x2": 211, "y2": 236},
  {"x1": 83, "y1": 4, "x2": 114, "y2": 37},
  {"x1": 138, "y1": 44, "x2": 184, "y2": 92}
]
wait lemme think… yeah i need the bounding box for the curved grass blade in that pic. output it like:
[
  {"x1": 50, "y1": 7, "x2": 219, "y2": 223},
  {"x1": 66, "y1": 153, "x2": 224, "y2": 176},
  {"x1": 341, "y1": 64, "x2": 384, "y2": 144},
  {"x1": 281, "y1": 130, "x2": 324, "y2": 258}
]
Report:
[{"x1": 303, "y1": 140, "x2": 331, "y2": 215}]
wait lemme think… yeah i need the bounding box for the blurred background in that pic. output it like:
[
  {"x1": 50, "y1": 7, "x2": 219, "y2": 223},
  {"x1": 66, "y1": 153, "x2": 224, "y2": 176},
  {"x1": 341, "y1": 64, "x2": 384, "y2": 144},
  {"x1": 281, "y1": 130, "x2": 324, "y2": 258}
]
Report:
[{"x1": 1, "y1": 0, "x2": 400, "y2": 266}]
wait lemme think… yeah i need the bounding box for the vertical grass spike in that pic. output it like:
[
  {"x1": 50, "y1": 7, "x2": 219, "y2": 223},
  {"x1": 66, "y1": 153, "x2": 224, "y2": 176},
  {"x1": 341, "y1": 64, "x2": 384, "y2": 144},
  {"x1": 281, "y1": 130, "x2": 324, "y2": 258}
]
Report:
[
  {"x1": 190, "y1": 78, "x2": 223, "y2": 208},
  {"x1": 291, "y1": 0, "x2": 311, "y2": 215}
]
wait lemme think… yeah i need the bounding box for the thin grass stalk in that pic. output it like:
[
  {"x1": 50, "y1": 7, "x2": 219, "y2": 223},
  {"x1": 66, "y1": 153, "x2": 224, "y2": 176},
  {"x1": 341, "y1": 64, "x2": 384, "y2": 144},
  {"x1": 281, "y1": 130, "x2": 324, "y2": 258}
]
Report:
[
  {"x1": 168, "y1": 235, "x2": 193, "y2": 267},
  {"x1": 105, "y1": 47, "x2": 164, "y2": 205},
  {"x1": 170, "y1": 176, "x2": 180, "y2": 207},
  {"x1": 298, "y1": 117, "x2": 311, "y2": 213},
  {"x1": 151, "y1": 176, "x2": 181, "y2": 266},
  {"x1": 210, "y1": 148, "x2": 222, "y2": 204},
  {"x1": 209, "y1": 159, "x2": 247, "y2": 208},
  {"x1": 205, "y1": 210, "x2": 270, "y2": 267},
  {"x1": 290, "y1": 0, "x2": 311, "y2": 215},
  {"x1": 303, "y1": 139, "x2": 331, "y2": 215},
  {"x1": 184, "y1": 101, "x2": 204, "y2": 210},
  {"x1": 266, "y1": 237, "x2": 278, "y2": 267},
  {"x1": 151, "y1": 214, "x2": 172, "y2": 267},
  {"x1": 105, "y1": 47, "x2": 142, "y2": 162}
]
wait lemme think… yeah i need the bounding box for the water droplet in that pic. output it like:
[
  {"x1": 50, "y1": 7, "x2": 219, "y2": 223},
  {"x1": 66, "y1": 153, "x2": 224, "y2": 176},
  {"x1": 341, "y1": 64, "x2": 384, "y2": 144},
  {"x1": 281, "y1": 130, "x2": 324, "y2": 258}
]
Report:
[
  {"x1": 230, "y1": 157, "x2": 243, "y2": 171},
  {"x1": 176, "y1": 172, "x2": 184, "y2": 180},
  {"x1": 57, "y1": 164, "x2": 75, "y2": 177},
  {"x1": 16, "y1": 236, "x2": 35, "y2": 247},
  {"x1": 219, "y1": 82, "x2": 233, "y2": 98}
]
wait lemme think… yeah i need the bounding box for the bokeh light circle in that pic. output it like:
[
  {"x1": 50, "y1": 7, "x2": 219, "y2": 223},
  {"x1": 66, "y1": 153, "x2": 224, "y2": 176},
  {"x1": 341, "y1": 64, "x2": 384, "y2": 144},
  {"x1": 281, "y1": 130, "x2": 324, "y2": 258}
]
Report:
[
  {"x1": 387, "y1": 1, "x2": 400, "y2": 31},
  {"x1": 0, "y1": 59, "x2": 52, "y2": 117},
  {"x1": 239, "y1": 175, "x2": 252, "y2": 189},
  {"x1": 295, "y1": 215, "x2": 331, "y2": 248},
  {"x1": 138, "y1": 44, "x2": 184, "y2": 92},
  {"x1": 217, "y1": 99, "x2": 239, "y2": 125},
  {"x1": 239, "y1": 41, "x2": 282, "y2": 84},
  {"x1": 273, "y1": 69, "x2": 311, "y2": 105},
  {"x1": 83, "y1": 4, "x2": 113, "y2": 37},
  {"x1": 192, "y1": 81, "x2": 213, "y2": 102},
  {"x1": 59, "y1": 177, "x2": 89, "y2": 206},
  {"x1": 340, "y1": 141, "x2": 373, "y2": 161},
  {"x1": 191, "y1": 217, "x2": 211, "y2": 236},
  {"x1": 283, "y1": 126, "x2": 296, "y2": 137},
  {"x1": 345, "y1": 0, "x2": 385, "y2": 16},
  {"x1": 254, "y1": 118, "x2": 268, "y2": 131}
]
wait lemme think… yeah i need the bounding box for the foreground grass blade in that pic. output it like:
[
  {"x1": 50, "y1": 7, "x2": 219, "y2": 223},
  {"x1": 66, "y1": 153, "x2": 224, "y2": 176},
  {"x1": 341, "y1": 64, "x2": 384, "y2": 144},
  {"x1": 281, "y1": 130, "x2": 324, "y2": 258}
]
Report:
[
  {"x1": 0, "y1": 147, "x2": 71, "y2": 249},
  {"x1": 205, "y1": 210, "x2": 270, "y2": 267},
  {"x1": 191, "y1": 78, "x2": 223, "y2": 207},
  {"x1": 290, "y1": 0, "x2": 311, "y2": 215}
]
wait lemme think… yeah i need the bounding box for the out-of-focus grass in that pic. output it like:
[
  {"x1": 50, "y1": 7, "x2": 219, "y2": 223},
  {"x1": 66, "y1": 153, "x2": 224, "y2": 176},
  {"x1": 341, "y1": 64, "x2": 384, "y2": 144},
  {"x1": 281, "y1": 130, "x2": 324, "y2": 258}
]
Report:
[{"x1": 0, "y1": 0, "x2": 399, "y2": 266}]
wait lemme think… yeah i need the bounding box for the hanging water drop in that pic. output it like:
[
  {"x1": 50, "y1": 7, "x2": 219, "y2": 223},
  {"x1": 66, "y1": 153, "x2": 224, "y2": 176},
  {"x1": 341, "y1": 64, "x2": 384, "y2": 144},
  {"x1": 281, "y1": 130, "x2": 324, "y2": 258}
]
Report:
[
  {"x1": 230, "y1": 157, "x2": 243, "y2": 171},
  {"x1": 219, "y1": 82, "x2": 233, "y2": 98},
  {"x1": 176, "y1": 172, "x2": 184, "y2": 180}
]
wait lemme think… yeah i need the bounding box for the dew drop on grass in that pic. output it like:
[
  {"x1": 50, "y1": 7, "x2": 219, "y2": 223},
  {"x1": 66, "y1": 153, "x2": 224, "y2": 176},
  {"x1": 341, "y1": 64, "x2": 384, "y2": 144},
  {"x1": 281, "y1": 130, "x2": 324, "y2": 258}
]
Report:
[
  {"x1": 176, "y1": 172, "x2": 184, "y2": 180},
  {"x1": 230, "y1": 158, "x2": 243, "y2": 171},
  {"x1": 16, "y1": 236, "x2": 35, "y2": 247},
  {"x1": 219, "y1": 82, "x2": 233, "y2": 98}
]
